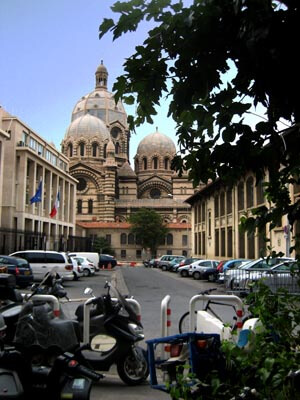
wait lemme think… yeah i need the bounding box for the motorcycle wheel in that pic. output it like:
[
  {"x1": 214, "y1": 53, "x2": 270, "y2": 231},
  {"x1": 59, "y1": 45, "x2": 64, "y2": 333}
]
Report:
[{"x1": 117, "y1": 347, "x2": 149, "y2": 386}]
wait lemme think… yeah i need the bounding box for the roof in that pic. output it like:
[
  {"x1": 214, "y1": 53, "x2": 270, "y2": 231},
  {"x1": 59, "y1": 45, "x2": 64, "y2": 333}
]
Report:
[{"x1": 76, "y1": 221, "x2": 191, "y2": 229}]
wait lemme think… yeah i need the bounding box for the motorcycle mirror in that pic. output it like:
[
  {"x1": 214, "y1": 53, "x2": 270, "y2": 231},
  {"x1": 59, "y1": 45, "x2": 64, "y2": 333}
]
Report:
[{"x1": 84, "y1": 287, "x2": 93, "y2": 295}]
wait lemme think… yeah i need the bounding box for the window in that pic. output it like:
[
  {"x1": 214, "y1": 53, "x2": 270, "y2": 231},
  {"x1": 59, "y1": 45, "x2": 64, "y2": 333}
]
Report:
[
  {"x1": 227, "y1": 189, "x2": 232, "y2": 214},
  {"x1": 220, "y1": 192, "x2": 225, "y2": 216},
  {"x1": 88, "y1": 199, "x2": 93, "y2": 214},
  {"x1": 214, "y1": 195, "x2": 219, "y2": 217},
  {"x1": 238, "y1": 182, "x2": 244, "y2": 210},
  {"x1": 164, "y1": 158, "x2": 169, "y2": 169},
  {"x1": 128, "y1": 233, "x2": 135, "y2": 245},
  {"x1": 120, "y1": 233, "x2": 127, "y2": 245},
  {"x1": 201, "y1": 203, "x2": 206, "y2": 222},
  {"x1": 136, "y1": 250, "x2": 142, "y2": 259},
  {"x1": 256, "y1": 179, "x2": 265, "y2": 205},
  {"x1": 215, "y1": 230, "x2": 219, "y2": 257},
  {"x1": 246, "y1": 177, "x2": 254, "y2": 208},
  {"x1": 105, "y1": 234, "x2": 111, "y2": 245},
  {"x1": 68, "y1": 143, "x2": 73, "y2": 157},
  {"x1": 182, "y1": 234, "x2": 187, "y2": 246},
  {"x1": 77, "y1": 178, "x2": 87, "y2": 191},
  {"x1": 46, "y1": 253, "x2": 64, "y2": 263},
  {"x1": 92, "y1": 143, "x2": 98, "y2": 157},
  {"x1": 166, "y1": 233, "x2": 173, "y2": 245},
  {"x1": 143, "y1": 158, "x2": 147, "y2": 170},
  {"x1": 79, "y1": 142, "x2": 85, "y2": 157},
  {"x1": 221, "y1": 228, "x2": 226, "y2": 257},
  {"x1": 153, "y1": 157, "x2": 158, "y2": 169},
  {"x1": 103, "y1": 144, "x2": 107, "y2": 158},
  {"x1": 208, "y1": 211, "x2": 211, "y2": 237},
  {"x1": 121, "y1": 249, "x2": 126, "y2": 259},
  {"x1": 77, "y1": 200, "x2": 82, "y2": 214},
  {"x1": 111, "y1": 127, "x2": 121, "y2": 138}
]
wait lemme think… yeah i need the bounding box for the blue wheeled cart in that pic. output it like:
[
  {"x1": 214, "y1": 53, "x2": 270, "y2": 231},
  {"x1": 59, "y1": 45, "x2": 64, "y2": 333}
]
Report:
[{"x1": 146, "y1": 332, "x2": 222, "y2": 392}]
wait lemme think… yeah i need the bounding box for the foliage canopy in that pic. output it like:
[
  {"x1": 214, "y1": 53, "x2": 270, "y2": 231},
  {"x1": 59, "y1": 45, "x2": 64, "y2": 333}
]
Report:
[
  {"x1": 128, "y1": 208, "x2": 169, "y2": 256},
  {"x1": 100, "y1": 0, "x2": 300, "y2": 247}
]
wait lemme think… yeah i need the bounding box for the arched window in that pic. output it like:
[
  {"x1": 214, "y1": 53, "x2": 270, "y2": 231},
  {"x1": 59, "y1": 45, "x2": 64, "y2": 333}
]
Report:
[
  {"x1": 79, "y1": 142, "x2": 85, "y2": 157},
  {"x1": 256, "y1": 179, "x2": 265, "y2": 205},
  {"x1": 120, "y1": 233, "x2": 127, "y2": 245},
  {"x1": 68, "y1": 143, "x2": 73, "y2": 157},
  {"x1": 77, "y1": 200, "x2": 82, "y2": 214},
  {"x1": 128, "y1": 233, "x2": 135, "y2": 244},
  {"x1": 238, "y1": 182, "x2": 245, "y2": 210},
  {"x1": 153, "y1": 157, "x2": 158, "y2": 169},
  {"x1": 246, "y1": 177, "x2": 254, "y2": 208},
  {"x1": 88, "y1": 199, "x2": 93, "y2": 214},
  {"x1": 135, "y1": 160, "x2": 139, "y2": 173},
  {"x1": 143, "y1": 157, "x2": 147, "y2": 170},
  {"x1": 103, "y1": 144, "x2": 107, "y2": 158},
  {"x1": 166, "y1": 233, "x2": 173, "y2": 245},
  {"x1": 164, "y1": 158, "x2": 169, "y2": 169},
  {"x1": 115, "y1": 142, "x2": 120, "y2": 154},
  {"x1": 92, "y1": 143, "x2": 98, "y2": 157}
]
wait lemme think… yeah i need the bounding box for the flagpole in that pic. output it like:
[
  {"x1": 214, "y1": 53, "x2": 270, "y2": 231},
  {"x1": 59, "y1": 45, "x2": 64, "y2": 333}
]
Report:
[{"x1": 39, "y1": 176, "x2": 42, "y2": 249}]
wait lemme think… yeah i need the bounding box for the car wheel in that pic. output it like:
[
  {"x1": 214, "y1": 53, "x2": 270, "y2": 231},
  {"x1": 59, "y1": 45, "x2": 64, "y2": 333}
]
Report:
[
  {"x1": 208, "y1": 273, "x2": 215, "y2": 282},
  {"x1": 83, "y1": 268, "x2": 91, "y2": 277},
  {"x1": 162, "y1": 265, "x2": 167, "y2": 271},
  {"x1": 180, "y1": 270, "x2": 188, "y2": 277},
  {"x1": 193, "y1": 271, "x2": 201, "y2": 280}
]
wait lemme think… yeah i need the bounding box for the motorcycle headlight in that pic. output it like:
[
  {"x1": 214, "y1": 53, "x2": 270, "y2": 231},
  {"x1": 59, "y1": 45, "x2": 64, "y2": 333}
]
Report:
[{"x1": 128, "y1": 323, "x2": 144, "y2": 337}]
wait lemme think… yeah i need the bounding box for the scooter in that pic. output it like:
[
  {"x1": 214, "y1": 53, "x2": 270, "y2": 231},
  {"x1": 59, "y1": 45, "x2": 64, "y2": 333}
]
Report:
[
  {"x1": 0, "y1": 297, "x2": 101, "y2": 400},
  {"x1": 3, "y1": 272, "x2": 149, "y2": 386},
  {"x1": 73, "y1": 281, "x2": 149, "y2": 385}
]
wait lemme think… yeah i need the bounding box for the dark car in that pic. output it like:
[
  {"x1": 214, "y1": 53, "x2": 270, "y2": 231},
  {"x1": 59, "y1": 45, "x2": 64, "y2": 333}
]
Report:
[
  {"x1": 0, "y1": 255, "x2": 33, "y2": 288},
  {"x1": 99, "y1": 254, "x2": 117, "y2": 269}
]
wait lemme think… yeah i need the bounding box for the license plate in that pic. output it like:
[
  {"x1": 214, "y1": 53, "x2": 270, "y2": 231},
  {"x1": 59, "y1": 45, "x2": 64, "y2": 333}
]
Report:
[{"x1": 24, "y1": 270, "x2": 30, "y2": 275}]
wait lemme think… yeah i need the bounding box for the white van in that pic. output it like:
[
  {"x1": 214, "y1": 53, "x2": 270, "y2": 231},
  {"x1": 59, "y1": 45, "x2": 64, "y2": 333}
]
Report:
[
  {"x1": 9, "y1": 250, "x2": 74, "y2": 281},
  {"x1": 68, "y1": 252, "x2": 100, "y2": 271}
]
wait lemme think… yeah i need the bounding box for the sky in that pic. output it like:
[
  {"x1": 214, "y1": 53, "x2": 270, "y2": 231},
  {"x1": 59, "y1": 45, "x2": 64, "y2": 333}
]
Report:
[{"x1": 0, "y1": 0, "x2": 176, "y2": 164}]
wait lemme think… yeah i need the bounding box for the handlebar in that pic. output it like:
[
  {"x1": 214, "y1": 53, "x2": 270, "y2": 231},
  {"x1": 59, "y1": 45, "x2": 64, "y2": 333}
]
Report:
[{"x1": 57, "y1": 352, "x2": 103, "y2": 381}]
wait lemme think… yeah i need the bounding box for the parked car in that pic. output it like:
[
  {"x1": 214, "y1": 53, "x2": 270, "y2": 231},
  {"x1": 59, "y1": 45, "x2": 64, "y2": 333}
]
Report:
[
  {"x1": 99, "y1": 254, "x2": 117, "y2": 269},
  {"x1": 190, "y1": 260, "x2": 219, "y2": 280},
  {"x1": 159, "y1": 255, "x2": 185, "y2": 270},
  {"x1": 68, "y1": 252, "x2": 100, "y2": 271},
  {"x1": 234, "y1": 260, "x2": 299, "y2": 293},
  {"x1": 171, "y1": 257, "x2": 202, "y2": 272},
  {"x1": 178, "y1": 259, "x2": 218, "y2": 278},
  {"x1": 9, "y1": 250, "x2": 74, "y2": 281},
  {"x1": 157, "y1": 255, "x2": 185, "y2": 269},
  {"x1": 0, "y1": 255, "x2": 33, "y2": 288},
  {"x1": 225, "y1": 257, "x2": 294, "y2": 290},
  {"x1": 71, "y1": 256, "x2": 95, "y2": 277},
  {"x1": 161, "y1": 256, "x2": 185, "y2": 271},
  {"x1": 217, "y1": 259, "x2": 251, "y2": 283},
  {"x1": 70, "y1": 257, "x2": 83, "y2": 281}
]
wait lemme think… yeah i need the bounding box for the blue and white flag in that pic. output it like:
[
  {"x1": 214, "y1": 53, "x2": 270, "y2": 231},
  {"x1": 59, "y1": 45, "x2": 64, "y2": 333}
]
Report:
[{"x1": 30, "y1": 180, "x2": 42, "y2": 204}]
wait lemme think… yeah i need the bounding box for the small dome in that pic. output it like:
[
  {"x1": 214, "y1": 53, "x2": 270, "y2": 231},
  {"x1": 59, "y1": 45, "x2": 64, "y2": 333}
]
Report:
[
  {"x1": 64, "y1": 113, "x2": 110, "y2": 141},
  {"x1": 137, "y1": 130, "x2": 176, "y2": 157}
]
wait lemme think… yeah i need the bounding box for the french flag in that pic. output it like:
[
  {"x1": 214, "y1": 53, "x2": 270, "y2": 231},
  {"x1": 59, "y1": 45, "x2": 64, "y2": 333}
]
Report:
[{"x1": 50, "y1": 191, "x2": 60, "y2": 218}]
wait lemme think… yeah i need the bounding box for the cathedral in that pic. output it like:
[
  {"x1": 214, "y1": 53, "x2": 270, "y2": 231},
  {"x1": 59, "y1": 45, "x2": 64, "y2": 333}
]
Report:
[{"x1": 61, "y1": 61, "x2": 195, "y2": 261}]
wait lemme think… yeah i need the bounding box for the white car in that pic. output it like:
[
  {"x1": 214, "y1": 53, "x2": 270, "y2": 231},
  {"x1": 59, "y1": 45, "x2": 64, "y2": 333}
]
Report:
[
  {"x1": 9, "y1": 250, "x2": 74, "y2": 281},
  {"x1": 178, "y1": 259, "x2": 219, "y2": 279},
  {"x1": 71, "y1": 256, "x2": 95, "y2": 277}
]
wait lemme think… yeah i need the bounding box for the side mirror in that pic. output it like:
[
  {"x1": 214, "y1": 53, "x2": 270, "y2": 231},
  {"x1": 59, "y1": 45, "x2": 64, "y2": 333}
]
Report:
[{"x1": 84, "y1": 287, "x2": 93, "y2": 296}]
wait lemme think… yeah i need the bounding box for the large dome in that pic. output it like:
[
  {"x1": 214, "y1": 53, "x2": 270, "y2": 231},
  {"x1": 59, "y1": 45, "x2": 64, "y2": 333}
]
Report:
[
  {"x1": 71, "y1": 61, "x2": 128, "y2": 128},
  {"x1": 136, "y1": 130, "x2": 176, "y2": 157},
  {"x1": 64, "y1": 113, "x2": 110, "y2": 141}
]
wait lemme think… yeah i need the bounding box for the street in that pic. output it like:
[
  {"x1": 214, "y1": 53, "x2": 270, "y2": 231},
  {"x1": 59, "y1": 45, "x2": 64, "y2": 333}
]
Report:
[{"x1": 59, "y1": 265, "x2": 234, "y2": 400}]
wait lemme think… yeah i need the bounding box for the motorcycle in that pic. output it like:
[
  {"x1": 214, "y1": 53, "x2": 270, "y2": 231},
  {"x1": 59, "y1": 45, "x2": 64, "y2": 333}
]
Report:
[
  {"x1": 73, "y1": 281, "x2": 149, "y2": 385},
  {"x1": 4, "y1": 272, "x2": 149, "y2": 386},
  {"x1": 0, "y1": 302, "x2": 101, "y2": 400}
]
